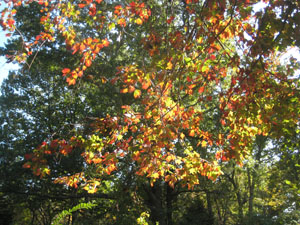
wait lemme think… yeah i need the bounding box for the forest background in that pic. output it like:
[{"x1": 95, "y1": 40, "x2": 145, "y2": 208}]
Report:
[{"x1": 0, "y1": 0, "x2": 300, "y2": 225}]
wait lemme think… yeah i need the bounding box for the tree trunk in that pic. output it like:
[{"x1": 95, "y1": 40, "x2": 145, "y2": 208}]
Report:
[
  {"x1": 144, "y1": 182, "x2": 167, "y2": 225},
  {"x1": 236, "y1": 190, "x2": 244, "y2": 224},
  {"x1": 143, "y1": 181, "x2": 176, "y2": 225},
  {"x1": 166, "y1": 184, "x2": 173, "y2": 225},
  {"x1": 247, "y1": 167, "x2": 254, "y2": 222},
  {"x1": 227, "y1": 168, "x2": 244, "y2": 224},
  {"x1": 206, "y1": 191, "x2": 213, "y2": 220}
]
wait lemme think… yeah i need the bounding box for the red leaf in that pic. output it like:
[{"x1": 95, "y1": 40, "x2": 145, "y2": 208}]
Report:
[
  {"x1": 23, "y1": 163, "x2": 31, "y2": 169},
  {"x1": 25, "y1": 154, "x2": 32, "y2": 160},
  {"x1": 210, "y1": 55, "x2": 216, "y2": 60},
  {"x1": 167, "y1": 16, "x2": 175, "y2": 24},
  {"x1": 231, "y1": 77, "x2": 237, "y2": 85}
]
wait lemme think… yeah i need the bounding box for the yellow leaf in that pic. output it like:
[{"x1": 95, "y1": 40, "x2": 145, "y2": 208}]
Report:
[
  {"x1": 108, "y1": 22, "x2": 115, "y2": 30},
  {"x1": 43, "y1": 168, "x2": 50, "y2": 175},
  {"x1": 175, "y1": 159, "x2": 182, "y2": 165},
  {"x1": 166, "y1": 61, "x2": 173, "y2": 70},
  {"x1": 88, "y1": 188, "x2": 97, "y2": 194},
  {"x1": 201, "y1": 65, "x2": 209, "y2": 73},
  {"x1": 117, "y1": 134, "x2": 123, "y2": 140},
  {"x1": 84, "y1": 185, "x2": 97, "y2": 193},
  {"x1": 166, "y1": 155, "x2": 175, "y2": 162},
  {"x1": 152, "y1": 172, "x2": 159, "y2": 179},
  {"x1": 134, "y1": 89, "x2": 141, "y2": 98},
  {"x1": 201, "y1": 140, "x2": 207, "y2": 147},
  {"x1": 94, "y1": 180, "x2": 101, "y2": 186},
  {"x1": 189, "y1": 168, "x2": 197, "y2": 174},
  {"x1": 180, "y1": 133, "x2": 185, "y2": 139},
  {"x1": 135, "y1": 18, "x2": 143, "y2": 25}
]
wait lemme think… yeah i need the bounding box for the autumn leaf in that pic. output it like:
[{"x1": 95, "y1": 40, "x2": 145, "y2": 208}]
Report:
[
  {"x1": 135, "y1": 18, "x2": 143, "y2": 25},
  {"x1": 23, "y1": 162, "x2": 31, "y2": 169},
  {"x1": 85, "y1": 59, "x2": 92, "y2": 67},
  {"x1": 142, "y1": 80, "x2": 151, "y2": 89},
  {"x1": 10, "y1": 0, "x2": 300, "y2": 194},
  {"x1": 84, "y1": 185, "x2": 97, "y2": 194},
  {"x1": 120, "y1": 88, "x2": 128, "y2": 93},
  {"x1": 133, "y1": 89, "x2": 141, "y2": 98},
  {"x1": 106, "y1": 164, "x2": 116, "y2": 175},
  {"x1": 66, "y1": 77, "x2": 76, "y2": 85},
  {"x1": 198, "y1": 86, "x2": 205, "y2": 94},
  {"x1": 166, "y1": 61, "x2": 173, "y2": 70},
  {"x1": 118, "y1": 18, "x2": 126, "y2": 27},
  {"x1": 167, "y1": 16, "x2": 175, "y2": 24},
  {"x1": 7, "y1": 18, "x2": 15, "y2": 26},
  {"x1": 62, "y1": 68, "x2": 71, "y2": 74},
  {"x1": 189, "y1": 130, "x2": 195, "y2": 137},
  {"x1": 102, "y1": 38, "x2": 109, "y2": 47},
  {"x1": 152, "y1": 172, "x2": 159, "y2": 179}
]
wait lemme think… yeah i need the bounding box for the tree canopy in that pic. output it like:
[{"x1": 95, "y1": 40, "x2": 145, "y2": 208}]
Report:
[{"x1": 1, "y1": 0, "x2": 300, "y2": 224}]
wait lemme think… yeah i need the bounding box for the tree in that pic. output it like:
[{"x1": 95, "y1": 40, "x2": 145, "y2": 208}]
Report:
[{"x1": 1, "y1": 0, "x2": 300, "y2": 224}]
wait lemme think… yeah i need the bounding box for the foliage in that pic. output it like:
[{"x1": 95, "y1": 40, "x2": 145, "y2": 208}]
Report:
[
  {"x1": 1, "y1": 0, "x2": 300, "y2": 224},
  {"x1": 52, "y1": 202, "x2": 97, "y2": 225}
]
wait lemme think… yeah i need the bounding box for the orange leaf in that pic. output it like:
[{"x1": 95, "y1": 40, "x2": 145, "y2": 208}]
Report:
[
  {"x1": 102, "y1": 38, "x2": 109, "y2": 47},
  {"x1": 189, "y1": 130, "x2": 195, "y2": 137},
  {"x1": 85, "y1": 59, "x2": 92, "y2": 67},
  {"x1": 142, "y1": 80, "x2": 151, "y2": 89},
  {"x1": 221, "y1": 119, "x2": 226, "y2": 125},
  {"x1": 198, "y1": 86, "x2": 205, "y2": 93},
  {"x1": 7, "y1": 19, "x2": 15, "y2": 26},
  {"x1": 66, "y1": 77, "x2": 76, "y2": 85},
  {"x1": 120, "y1": 88, "x2": 128, "y2": 93},
  {"x1": 62, "y1": 68, "x2": 71, "y2": 74},
  {"x1": 128, "y1": 85, "x2": 135, "y2": 93},
  {"x1": 106, "y1": 164, "x2": 116, "y2": 175},
  {"x1": 80, "y1": 43, "x2": 86, "y2": 52},
  {"x1": 118, "y1": 18, "x2": 126, "y2": 27},
  {"x1": 93, "y1": 158, "x2": 102, "y2": 164}
]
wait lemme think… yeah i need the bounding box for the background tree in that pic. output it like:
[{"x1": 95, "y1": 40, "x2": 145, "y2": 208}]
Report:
[{"x1": 1, "y1": 0, "x2": 300, "y2": 224}]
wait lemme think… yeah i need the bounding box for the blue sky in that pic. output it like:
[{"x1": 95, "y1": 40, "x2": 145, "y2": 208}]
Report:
[
  {"x1": 0, "y1": 3, "x2": 19, "y2": 86},
  {"x1": 0, "y1": 32, "x2": 19, "y2": 85}
]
